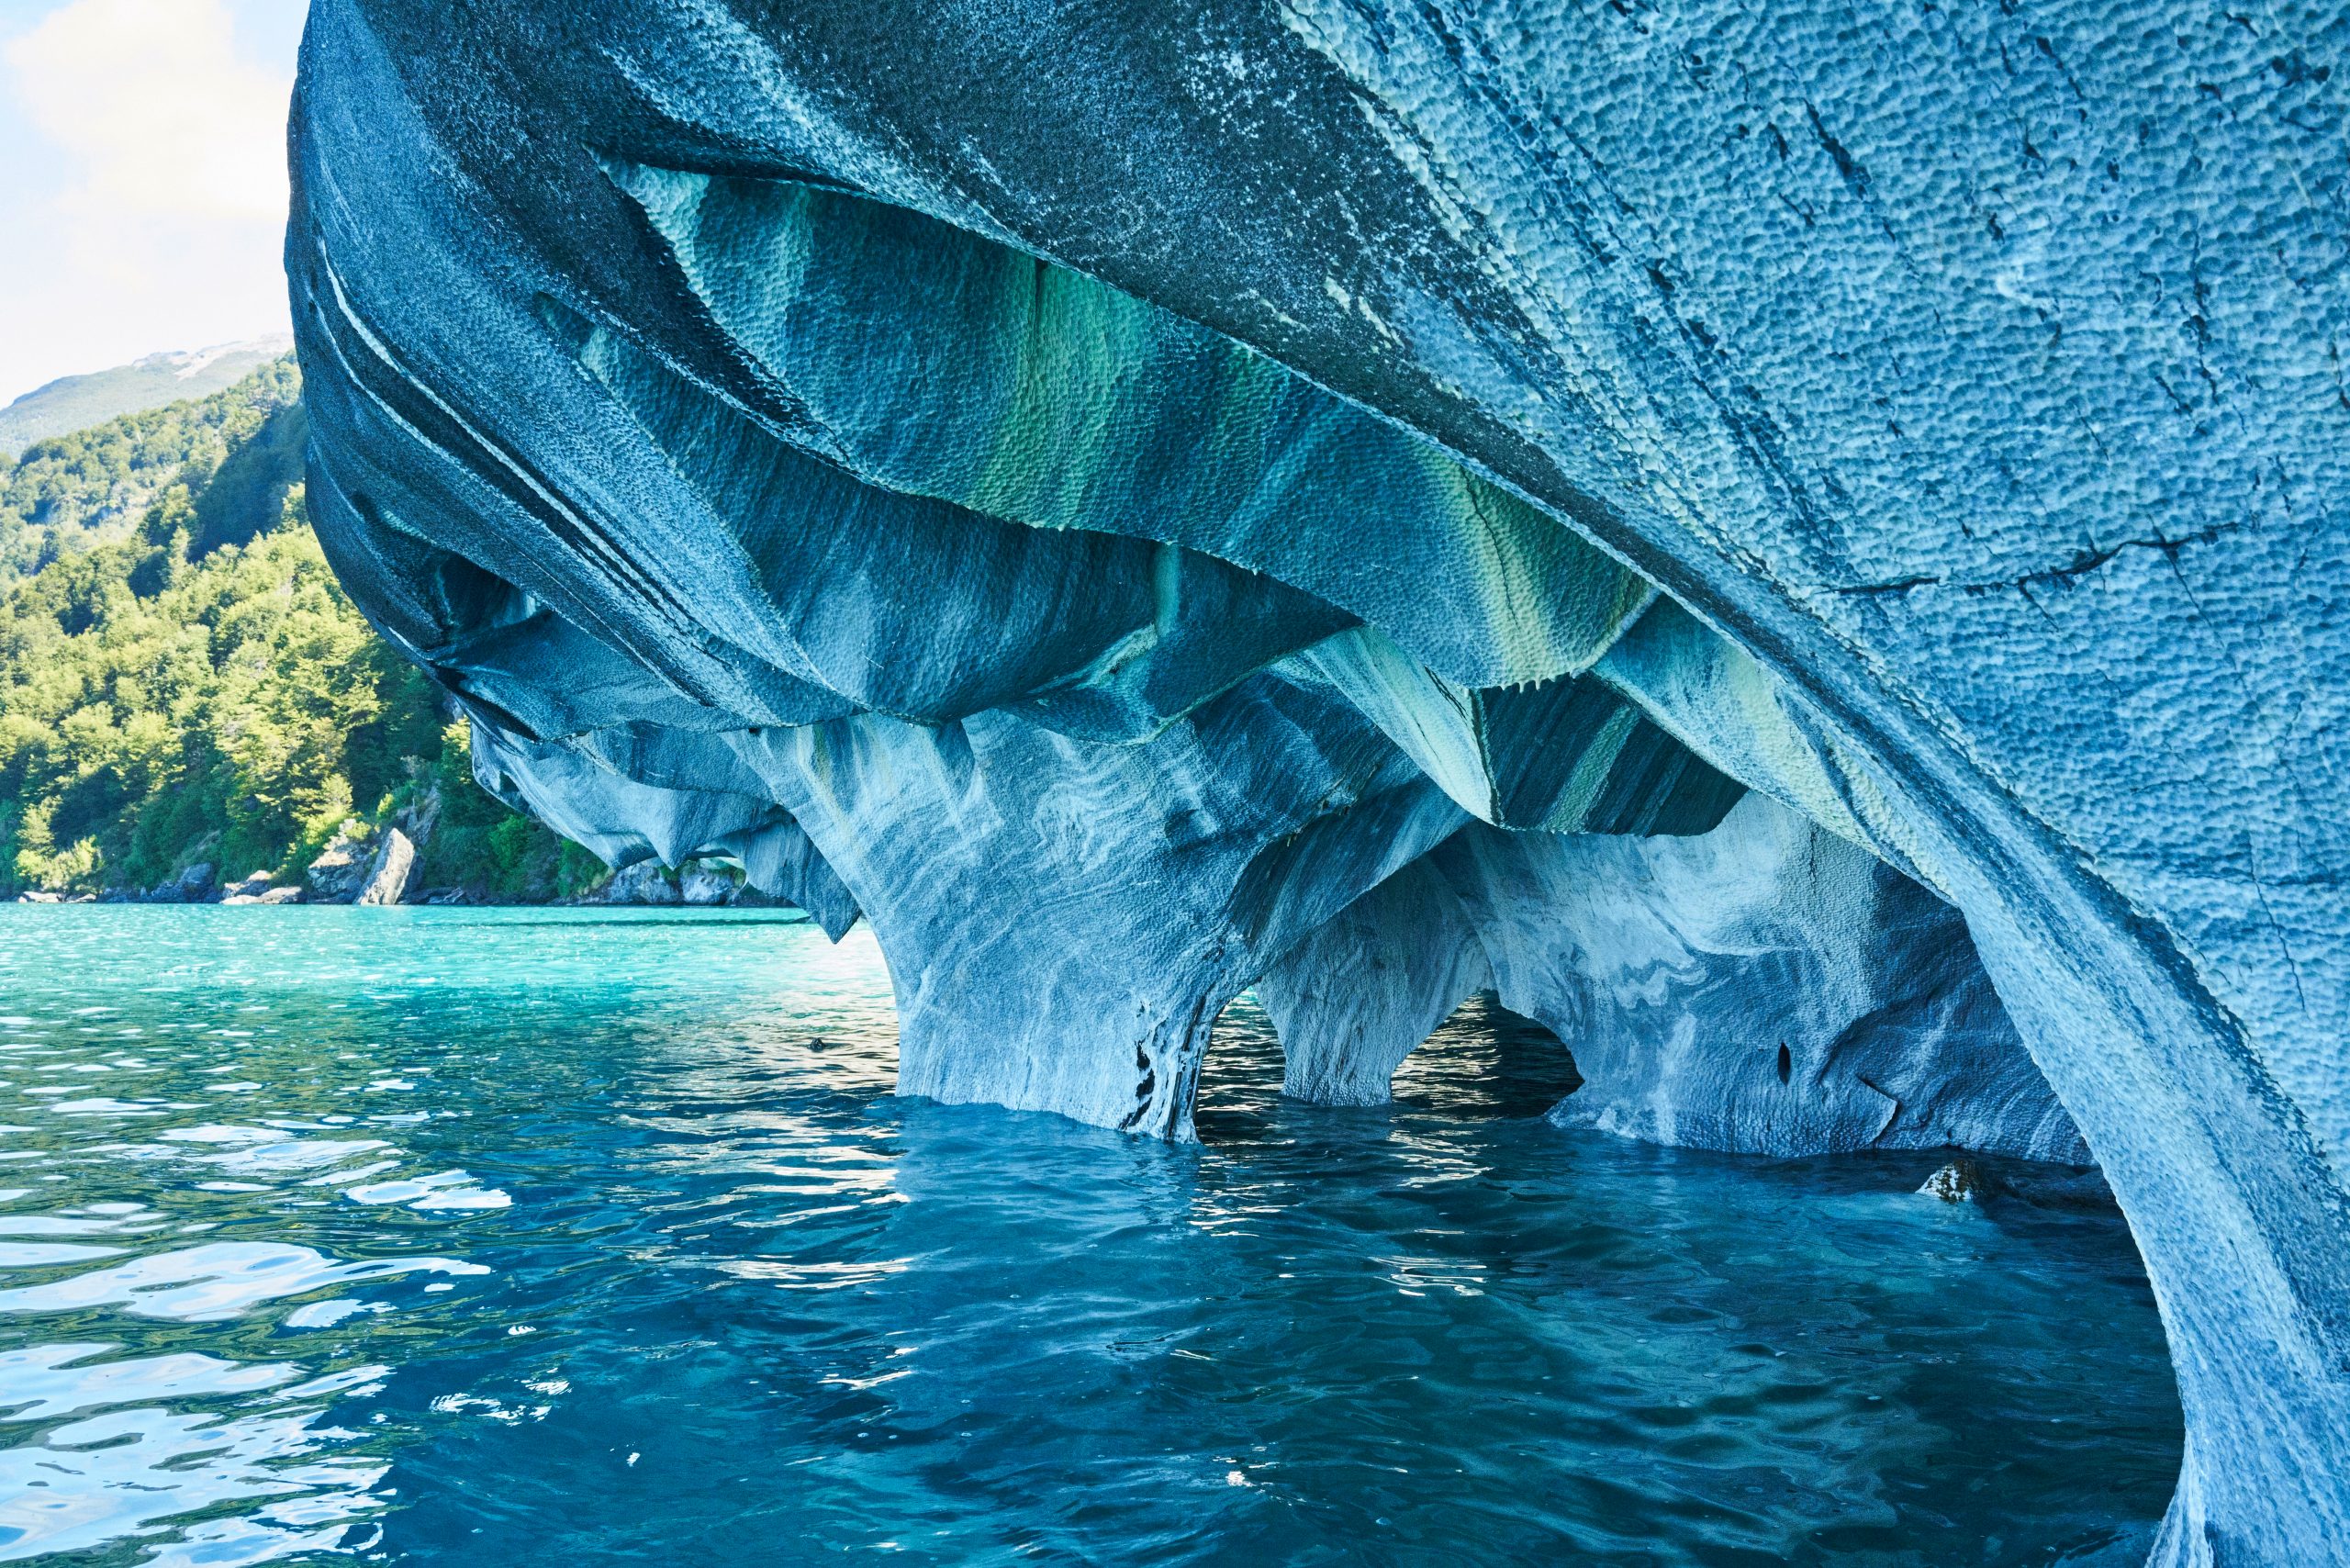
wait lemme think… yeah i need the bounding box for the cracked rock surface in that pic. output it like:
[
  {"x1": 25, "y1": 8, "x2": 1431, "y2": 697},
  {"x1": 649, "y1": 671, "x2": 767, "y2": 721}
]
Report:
[{"x1": 289, "y1": 3, "x2": 2349, "y2": 1560}]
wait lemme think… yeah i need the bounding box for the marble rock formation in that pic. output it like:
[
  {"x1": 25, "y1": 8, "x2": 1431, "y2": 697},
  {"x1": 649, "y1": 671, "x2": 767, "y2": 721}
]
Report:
[
  {"x1": 287, "y1": 3, "x2": 2348, "y2": 1560},
  {"x1": 1261, "y1": 794, "x2": 2087, "y2": 1165}
]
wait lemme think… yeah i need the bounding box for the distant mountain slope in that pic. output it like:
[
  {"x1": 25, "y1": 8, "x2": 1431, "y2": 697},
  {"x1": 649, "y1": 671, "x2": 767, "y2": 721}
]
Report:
[
  {"x1": 0, "y1": 338, "x2": 296, "y2": 461},
  {"x1": 0, "y1": 356, "x2": 303, "y2": 577}
]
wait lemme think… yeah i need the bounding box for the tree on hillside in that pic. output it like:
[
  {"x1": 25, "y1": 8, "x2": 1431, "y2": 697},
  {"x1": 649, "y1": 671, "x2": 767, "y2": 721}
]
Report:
[
  {"x1": 0, "y1": 359, "x2": 304, "y2": 576},
  {"x1": 0, "y1": 362, "x2": 604, "y2": 900}
]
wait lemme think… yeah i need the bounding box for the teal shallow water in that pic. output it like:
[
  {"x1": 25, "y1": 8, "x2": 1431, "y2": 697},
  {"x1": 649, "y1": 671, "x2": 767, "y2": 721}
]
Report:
[{"x1": 0, "y1": 907, "x2": 2179, "y2": 1565}]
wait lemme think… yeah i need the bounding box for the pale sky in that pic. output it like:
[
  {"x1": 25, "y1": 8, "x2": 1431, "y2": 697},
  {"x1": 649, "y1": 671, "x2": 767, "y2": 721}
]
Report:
[{"x1": 0, "y1": 0, "x2": 307, "y2": 405}]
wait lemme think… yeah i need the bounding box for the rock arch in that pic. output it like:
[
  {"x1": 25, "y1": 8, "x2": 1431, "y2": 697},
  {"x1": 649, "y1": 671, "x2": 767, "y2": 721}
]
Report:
[{"x1": 288, "y1": 3, "x2": 2350, "y2": 1558}]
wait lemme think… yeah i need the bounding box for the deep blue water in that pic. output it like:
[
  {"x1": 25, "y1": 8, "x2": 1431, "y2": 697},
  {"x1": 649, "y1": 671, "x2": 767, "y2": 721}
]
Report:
[{"x1": 0, "y1": 907, "x2": 2180, "y2": 1565}]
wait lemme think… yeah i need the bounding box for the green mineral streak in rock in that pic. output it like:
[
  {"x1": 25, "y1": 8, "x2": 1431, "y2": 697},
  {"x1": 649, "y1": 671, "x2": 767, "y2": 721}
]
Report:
[{"x1": 613, "y1": 162, "x2": 1647, "y2": 688}]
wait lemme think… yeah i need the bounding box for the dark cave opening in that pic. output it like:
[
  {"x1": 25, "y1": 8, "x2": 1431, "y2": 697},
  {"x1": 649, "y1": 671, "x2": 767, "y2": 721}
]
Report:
[{"x1": 1193, "y1": 988, "x2": 1580, "y2": 1142}]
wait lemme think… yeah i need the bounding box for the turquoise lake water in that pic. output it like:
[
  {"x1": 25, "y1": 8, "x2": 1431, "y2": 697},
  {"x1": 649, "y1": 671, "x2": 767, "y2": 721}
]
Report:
[{"x1": 0, "y1": 907, "x2": 2180, "y2": 1564}]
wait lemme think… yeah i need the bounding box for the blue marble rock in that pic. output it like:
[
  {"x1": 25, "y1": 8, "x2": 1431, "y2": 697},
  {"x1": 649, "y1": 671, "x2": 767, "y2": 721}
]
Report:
[
  {"x1": 288, "y1": 3, "x2": 2349, "y2": 1559},
  {"x1": 1264, "y1": 795, "x2": 2087, "y2": 1165}
]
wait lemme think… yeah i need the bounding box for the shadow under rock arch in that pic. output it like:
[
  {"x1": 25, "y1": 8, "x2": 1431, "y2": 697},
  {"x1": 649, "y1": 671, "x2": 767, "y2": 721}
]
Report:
[
  {"x1": 1387, "y1": 992, "x2": 1583, "y2": 1120},
  {"x1": 1193, "y1": 987, "x2": 1580, "y2": 1143}
]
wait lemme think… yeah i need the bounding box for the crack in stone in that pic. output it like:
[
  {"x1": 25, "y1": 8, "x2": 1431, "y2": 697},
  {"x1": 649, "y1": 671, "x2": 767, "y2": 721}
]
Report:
[{"x1": 1826, "y1": 521, "x2": 2245, "y2": 599}]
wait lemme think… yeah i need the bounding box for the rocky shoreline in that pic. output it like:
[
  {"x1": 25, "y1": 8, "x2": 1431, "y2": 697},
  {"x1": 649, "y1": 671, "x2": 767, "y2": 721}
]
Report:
[
  {"x1": 13, "y1": 853, "x2": 762, "y2": 908},
  {"x1": 12, "y1": 813, "x2": 762, "y2": 910}
]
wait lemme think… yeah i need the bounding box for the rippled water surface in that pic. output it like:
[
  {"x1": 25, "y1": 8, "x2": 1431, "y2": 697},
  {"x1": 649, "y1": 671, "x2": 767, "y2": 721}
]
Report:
[{"x1": 0, "y1": 907, "x2": 2180, "y2": 1565}]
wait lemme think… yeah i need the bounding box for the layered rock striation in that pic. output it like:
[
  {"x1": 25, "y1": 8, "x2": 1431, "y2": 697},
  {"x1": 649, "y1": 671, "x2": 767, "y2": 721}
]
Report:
[{"x1": 288, "y1": 3, "x2": 2349, "y2": 1560}]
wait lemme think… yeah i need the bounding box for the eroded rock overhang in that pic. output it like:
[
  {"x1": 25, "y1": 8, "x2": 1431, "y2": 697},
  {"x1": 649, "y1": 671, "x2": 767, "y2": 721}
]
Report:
[{"x1": 288, "y1": 4, "x2": 2350, "y2": 1562}]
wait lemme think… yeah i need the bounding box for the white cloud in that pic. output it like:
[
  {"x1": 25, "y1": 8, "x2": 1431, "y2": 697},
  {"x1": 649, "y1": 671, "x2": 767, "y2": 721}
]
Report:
[
  {"x1": 0, "y1": 0, "x2": 296, "y2": 404},
  {"x1": 9, "y1": 0, "x2": 289, "y2": 218}
]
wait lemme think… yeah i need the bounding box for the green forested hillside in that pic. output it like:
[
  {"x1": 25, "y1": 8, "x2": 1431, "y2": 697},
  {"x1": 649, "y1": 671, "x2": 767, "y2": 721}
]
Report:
[
  {"x1": 0, "y1": 359, "x2": 304, "y2": 577},
  {"x1": 0, "y1": 360, "x2": 606, "y2": 900}
]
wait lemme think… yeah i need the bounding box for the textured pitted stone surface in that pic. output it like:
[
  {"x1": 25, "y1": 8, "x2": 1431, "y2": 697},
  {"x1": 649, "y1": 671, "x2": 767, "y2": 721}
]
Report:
[{"x1": 290, "y1": 3, "x2": 2349, "y2": 1558}]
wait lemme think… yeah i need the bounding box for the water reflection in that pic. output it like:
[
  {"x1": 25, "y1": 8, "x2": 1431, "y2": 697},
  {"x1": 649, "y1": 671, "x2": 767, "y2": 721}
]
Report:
[
  {"x1": 0, "y1": 908, "x2": 2178, "y2": 1566},
  {"x1": 1, "y1": 1380, "x2": 386, "y2": 1563},
  {"x1": 0, "y1": 1243, "x2": 486, "y2": 1321}
]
